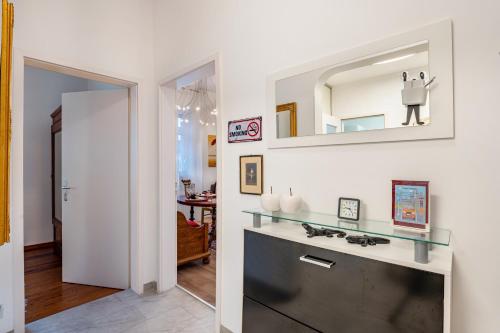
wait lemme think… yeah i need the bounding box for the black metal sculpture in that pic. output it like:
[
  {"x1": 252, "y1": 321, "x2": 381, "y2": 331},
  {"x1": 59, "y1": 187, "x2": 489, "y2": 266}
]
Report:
[
  {"x1": 346, "y1": 235, "x2": 390, "y2": 247},
  {"x1": 302, "y1": 223, "x2": 346, "y2": 238}
]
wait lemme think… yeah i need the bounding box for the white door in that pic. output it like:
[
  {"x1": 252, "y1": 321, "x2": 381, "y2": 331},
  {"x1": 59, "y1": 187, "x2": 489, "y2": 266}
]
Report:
[{"x1": 61, "y1": 89, "x2": 129, "y2": 289}]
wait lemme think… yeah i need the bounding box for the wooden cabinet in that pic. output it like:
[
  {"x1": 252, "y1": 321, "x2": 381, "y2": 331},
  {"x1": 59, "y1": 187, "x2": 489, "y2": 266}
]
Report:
[
  {"x1": 243, "y1": 230, "x2": 445, "y2": 333},
  {"x1": 243, "y1": 296, "x2": 316, "y2": 333},
  {"x1": 51, "y1": 107, "x2": 62, "y2": 256},
  {"x1": 53, "y1": 219, "x2": 62, "y2": 256}
]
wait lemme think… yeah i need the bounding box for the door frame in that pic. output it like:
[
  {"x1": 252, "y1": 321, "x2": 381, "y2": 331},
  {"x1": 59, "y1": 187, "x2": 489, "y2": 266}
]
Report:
[
  {"x1": 11, "y1": 49, "x2": 143, "y2": 332},
  {"x1": 158, "y1": 54, "x2": 223, "y2": 332}
]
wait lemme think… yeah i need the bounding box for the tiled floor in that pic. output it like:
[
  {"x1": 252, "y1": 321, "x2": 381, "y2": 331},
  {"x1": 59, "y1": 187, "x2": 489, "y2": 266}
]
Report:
[{"x1": 26, "y1": 287, "x2": 215, "y2": 333}]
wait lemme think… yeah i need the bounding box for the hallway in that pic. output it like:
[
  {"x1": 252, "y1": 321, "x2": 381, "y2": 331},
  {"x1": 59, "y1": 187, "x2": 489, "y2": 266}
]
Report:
[{"x1": 26, "y1": 287, "x2": 215, "y2": 333}]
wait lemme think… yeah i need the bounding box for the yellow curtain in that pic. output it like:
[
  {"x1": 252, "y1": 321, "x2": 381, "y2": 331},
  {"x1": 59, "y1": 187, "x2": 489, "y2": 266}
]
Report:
[{"x1": 0, "y1": 0, "x2": 13, "y2": 246}]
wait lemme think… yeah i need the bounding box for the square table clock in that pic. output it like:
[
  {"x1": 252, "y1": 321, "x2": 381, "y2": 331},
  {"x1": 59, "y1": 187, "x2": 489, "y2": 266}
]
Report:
[{"x1": 338, "y1": 197, "x2": 360, "y2": 221}]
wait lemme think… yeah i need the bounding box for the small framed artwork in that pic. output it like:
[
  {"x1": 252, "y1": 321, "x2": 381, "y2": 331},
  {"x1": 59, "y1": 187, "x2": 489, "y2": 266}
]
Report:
[
  {"x1": 338, "y1": 197, "x2": 360, "y2": 221},
  {"x1": 392, "y1": 180, "x2": 430, "y2": 232},
  {"x1": 208, "y1": 135, "x2": 216, "y2": 167},
  {"x1": 240, "y1": 155, "x2": 263, "y2": 195}
]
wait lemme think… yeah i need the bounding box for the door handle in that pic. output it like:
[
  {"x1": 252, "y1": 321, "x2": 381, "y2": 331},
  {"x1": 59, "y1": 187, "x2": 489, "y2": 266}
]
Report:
[
  {"x1": 299, "y1": 255, "x2": 335, "y2": 269},
  {"x1": 61, "y1": 186, "x2": 74, "y2": 190}
]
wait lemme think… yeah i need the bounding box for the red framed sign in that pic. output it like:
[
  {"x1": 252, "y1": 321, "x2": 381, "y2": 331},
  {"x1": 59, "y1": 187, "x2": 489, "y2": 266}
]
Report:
[
  {"x1": 228, "y1": 117, "x2": 262, "y2": 143},
  {"x1": 392, "y1": 180, "x2": 430, "y2": 231}
]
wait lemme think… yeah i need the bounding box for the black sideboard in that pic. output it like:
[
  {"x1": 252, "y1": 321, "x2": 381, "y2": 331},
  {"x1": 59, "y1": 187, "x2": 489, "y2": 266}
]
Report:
[{"x1": 243, "y1": 230, "x2": 445, "y2": 333}]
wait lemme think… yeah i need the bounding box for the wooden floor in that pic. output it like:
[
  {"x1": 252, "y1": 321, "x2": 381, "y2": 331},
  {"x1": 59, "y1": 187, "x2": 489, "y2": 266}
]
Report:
[
  {"x1": 177, "y1": 249, "x2": 216, "y2": 306},
  {"x1": 24, "y1": 245, "x2": 121, "y2": 323}
]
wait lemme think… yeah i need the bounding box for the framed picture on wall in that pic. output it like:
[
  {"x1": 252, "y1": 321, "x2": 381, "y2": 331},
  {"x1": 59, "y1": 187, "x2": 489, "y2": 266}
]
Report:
[
  {"x1": 392, "y1": 180, "x2": 430, "y2": 232},
  {"x1": 240, "y1": 155, "x2": 263, "y2": 195},
  {"x1": 208, "y1": 135, "x2": 216, "y2": 167}
]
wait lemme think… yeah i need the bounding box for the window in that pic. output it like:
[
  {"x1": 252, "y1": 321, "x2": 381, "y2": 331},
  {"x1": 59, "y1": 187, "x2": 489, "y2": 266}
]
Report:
[
  {"x1": 326, "y1": 124, "x2": 337, "y2": 134},
  {"x1": 341, "y1": 115, "x2": 385, "y2": 133}
]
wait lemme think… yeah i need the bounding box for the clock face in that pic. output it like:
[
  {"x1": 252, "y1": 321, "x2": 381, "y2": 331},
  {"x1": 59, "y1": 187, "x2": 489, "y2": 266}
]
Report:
[{"x1": 339, "y1": 198, "x2": 360, "y2": 221}]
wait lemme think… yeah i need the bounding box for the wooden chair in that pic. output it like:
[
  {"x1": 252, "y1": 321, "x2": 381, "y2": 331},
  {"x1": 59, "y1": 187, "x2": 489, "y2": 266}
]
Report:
[
  {"x1": 201, "y1": 207, "x2": 213, "y2": 224},
  {"x1": 201, "y1": 207, "x2": 216, "y2": 249},
  {"x1": 177, "y1": 211, "x2": 210, "y2": 266}
]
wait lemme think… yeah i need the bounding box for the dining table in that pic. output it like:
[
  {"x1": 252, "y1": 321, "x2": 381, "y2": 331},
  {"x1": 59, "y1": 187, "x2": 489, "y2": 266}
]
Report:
[{"x1": 177, "y1": 195, "x2": 216, "y2": 221}]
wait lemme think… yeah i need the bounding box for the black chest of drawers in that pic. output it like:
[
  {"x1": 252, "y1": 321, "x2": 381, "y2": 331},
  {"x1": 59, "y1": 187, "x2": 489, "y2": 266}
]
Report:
[{"x1": 243, "y1": 230, "x2": 444, "y2": 333}]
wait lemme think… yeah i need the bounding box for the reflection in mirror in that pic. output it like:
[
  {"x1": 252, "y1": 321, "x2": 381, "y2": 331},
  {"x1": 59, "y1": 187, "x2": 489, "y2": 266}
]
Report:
[
  {"x1": 275, "y1": 41, "x2": 431, "y2": 138},
  {"x1": 276, "y1": 102, "x2": 297, "y2": 138}
]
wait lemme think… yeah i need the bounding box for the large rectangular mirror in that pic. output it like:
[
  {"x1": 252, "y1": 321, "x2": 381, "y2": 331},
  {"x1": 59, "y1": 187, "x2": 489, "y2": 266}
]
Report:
[{"x1": 267, "y1": 20, "x2": 453, "y2": 148}]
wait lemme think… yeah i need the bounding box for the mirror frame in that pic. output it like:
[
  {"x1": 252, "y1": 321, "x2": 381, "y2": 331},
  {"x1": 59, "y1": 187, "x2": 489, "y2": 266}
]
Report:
[
  {"x1": 266, "y1": 19, "x2": 453, "y2": 148},
  {"x1": 276, "y1": 102, "x2": 297, "y2": 137}
]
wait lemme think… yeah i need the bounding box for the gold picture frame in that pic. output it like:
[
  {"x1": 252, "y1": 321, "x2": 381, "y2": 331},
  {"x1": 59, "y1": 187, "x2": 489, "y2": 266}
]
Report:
[
  {"x1": 276, "y1": 102, "x2": 297, "y2": 137},
  {"x1": 0, "y1": 0, "x2": 14, "y2": 246},
  {"x1": 239, "y1": 155, "x2": 263, "y2": 195}
]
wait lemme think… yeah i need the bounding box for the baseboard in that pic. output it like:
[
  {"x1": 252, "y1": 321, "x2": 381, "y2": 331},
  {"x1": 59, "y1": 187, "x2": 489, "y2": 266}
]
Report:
[
  {"x1": 143, "y1": 281, "x2": 157, "y2": 296},
  {"x1": 24, "y1": 241, "x2": 55, "y2": 252},
  {"x1": 220, "y1": 325, "x2": 233, "y2": 333}
]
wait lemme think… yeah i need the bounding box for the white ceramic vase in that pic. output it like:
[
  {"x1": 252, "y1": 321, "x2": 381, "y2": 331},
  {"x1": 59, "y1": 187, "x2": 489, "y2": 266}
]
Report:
[
  {"x1": 261, "y1": 186, "x2": 281, "y2": 212},
  {"x1": 280, "y1": 188, "x2": 302, "y2": 214}
]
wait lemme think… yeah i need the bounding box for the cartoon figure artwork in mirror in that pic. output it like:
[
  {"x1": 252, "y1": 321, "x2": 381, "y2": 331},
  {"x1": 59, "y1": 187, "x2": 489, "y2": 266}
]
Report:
[{"x1": 401, "y1": 71, "x2": 436, "y2": 126}]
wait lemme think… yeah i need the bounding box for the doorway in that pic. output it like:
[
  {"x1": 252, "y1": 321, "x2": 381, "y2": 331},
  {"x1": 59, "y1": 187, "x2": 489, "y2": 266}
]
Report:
[
  {"x1": 175, "y1": 65, "x2": 217, "y2": 306},
  {"x1": 21, "y1": 63, "x2": 135, "y2": 323},
  {"x1": 158, "y1": 57, "x2": 222, "y2": 322}
]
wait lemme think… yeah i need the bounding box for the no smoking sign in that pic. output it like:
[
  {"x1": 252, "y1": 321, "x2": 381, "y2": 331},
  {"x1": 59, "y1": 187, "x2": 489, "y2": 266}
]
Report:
[{"x1": 228, "y1": 117, "x2": 262, "y2": 143}]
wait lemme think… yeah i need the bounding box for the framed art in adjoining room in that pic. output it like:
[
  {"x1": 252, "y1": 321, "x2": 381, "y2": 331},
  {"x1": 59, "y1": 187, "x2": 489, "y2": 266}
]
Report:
[
  {"x1": 392, "y1": 180, "x2": 430, "y2": 231},
  {"x1": 240, "y1": 155, "x2": 263, "y2": 195},
  {"x1": 208, "y1": 135, "x2": 216, "y2": 167}
]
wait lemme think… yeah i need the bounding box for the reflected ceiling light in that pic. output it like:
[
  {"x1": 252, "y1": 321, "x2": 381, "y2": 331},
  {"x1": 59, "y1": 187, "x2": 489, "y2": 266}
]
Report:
[
  {"x1": 373, "y1": 53, "x2": 416, "y2": 65},
  {"x1": 176, "y1": 76, "x2": 216, "y2": 125},
  {"x1": 184, "y1": 119, "x2": 189, "y2": 123}
]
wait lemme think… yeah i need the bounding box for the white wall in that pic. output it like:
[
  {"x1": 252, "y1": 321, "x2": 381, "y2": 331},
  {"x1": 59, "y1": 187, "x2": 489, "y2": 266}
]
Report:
[
  {"x1": 0, "y1": 1, "x2": 157, "y2": 332},
  {"x1": 153, "y1": 1, "x2": 500, "y2": 333},
  {"x1": 23, "y1": 66, "x2": 88, "y2": 246},
  {"x1": 0, "y1": 244, "x2": 13, "y2": 333}
]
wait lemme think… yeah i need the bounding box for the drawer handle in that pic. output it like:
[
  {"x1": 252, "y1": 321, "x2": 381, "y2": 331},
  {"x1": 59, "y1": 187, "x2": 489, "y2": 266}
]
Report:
[{"x1": 299, "y1": 255, "x2": 335, "y2": 269}]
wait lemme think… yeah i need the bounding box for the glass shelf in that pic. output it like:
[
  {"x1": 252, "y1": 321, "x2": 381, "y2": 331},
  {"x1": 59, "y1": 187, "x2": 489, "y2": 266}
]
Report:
[{"x1": 243, "y1": 209, "x2": 451, "y2": 247}]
